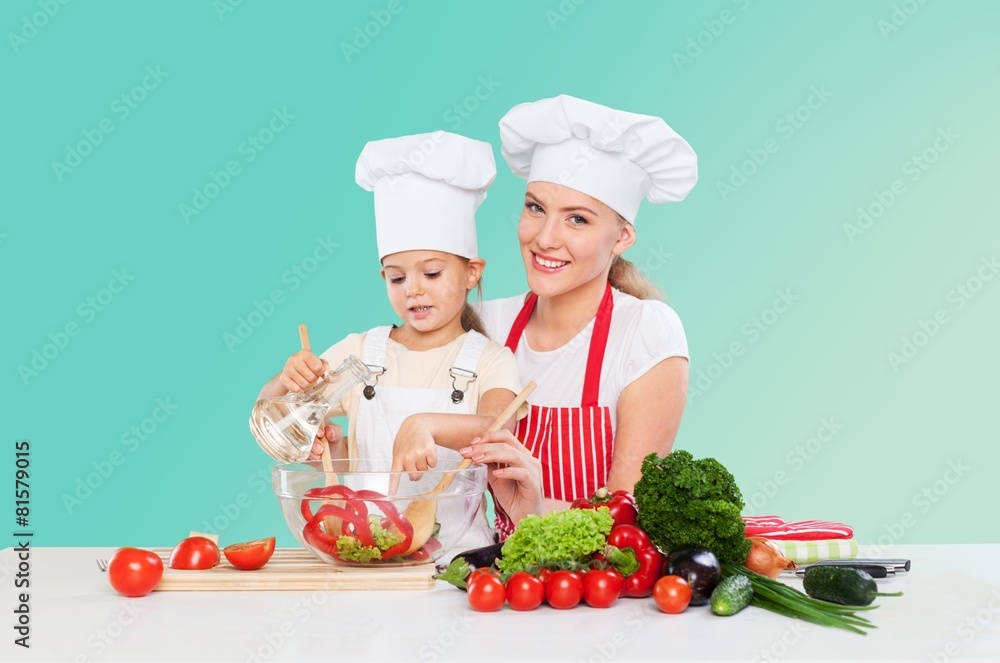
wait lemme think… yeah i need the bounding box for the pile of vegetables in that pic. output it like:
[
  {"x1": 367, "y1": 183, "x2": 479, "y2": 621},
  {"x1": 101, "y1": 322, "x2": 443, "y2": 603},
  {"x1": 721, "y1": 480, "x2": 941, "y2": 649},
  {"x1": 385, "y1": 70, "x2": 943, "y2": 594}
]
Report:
[
  {"x1": 299, "y1": 485, "x2": 414, "y2": 563},
  {"x1": 436, "y1": 450, "x2": 902, "y2": 632}
]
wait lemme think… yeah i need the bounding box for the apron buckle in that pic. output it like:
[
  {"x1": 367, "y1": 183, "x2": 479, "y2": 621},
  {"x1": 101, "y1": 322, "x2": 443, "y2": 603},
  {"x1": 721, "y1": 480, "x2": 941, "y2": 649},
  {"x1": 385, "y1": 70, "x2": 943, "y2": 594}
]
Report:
[
  {"x1": 449, "y1": 368, "x2": 477, "y2": 405},
  {"x1": 363, "y1": 365, "x2": 385, "y2": 400}
]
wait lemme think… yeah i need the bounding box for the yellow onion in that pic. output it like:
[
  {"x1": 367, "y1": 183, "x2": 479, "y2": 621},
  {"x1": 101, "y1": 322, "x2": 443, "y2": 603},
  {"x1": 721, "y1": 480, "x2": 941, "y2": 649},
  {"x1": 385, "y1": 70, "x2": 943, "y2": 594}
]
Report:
[{"x1": 744, "y1": 537, "x2": 796, "y2": 579}]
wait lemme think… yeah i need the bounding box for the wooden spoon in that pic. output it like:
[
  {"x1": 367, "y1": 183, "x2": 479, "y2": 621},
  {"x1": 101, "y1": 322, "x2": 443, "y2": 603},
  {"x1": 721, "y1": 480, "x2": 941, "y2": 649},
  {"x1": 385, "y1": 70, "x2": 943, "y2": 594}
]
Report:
[
  {"x1": 298, "y1": 324, "x2": 335, "y2": 483},
  {"x1": 398, "y1": 381, "x2": 536, "y2": 556}
]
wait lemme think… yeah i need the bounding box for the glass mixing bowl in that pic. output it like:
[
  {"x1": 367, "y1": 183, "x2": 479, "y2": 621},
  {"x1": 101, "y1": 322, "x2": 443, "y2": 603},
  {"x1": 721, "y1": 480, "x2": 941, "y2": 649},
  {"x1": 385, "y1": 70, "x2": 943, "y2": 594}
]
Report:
[{"x1": 273, "y1": 458, "x2": 489, "y2": 567}]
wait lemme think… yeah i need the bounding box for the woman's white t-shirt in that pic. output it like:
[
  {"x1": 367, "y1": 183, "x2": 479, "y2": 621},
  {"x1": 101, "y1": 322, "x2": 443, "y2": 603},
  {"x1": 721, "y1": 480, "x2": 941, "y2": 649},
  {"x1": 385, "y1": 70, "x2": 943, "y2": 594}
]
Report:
[{"x1": 476, "y1": 288, "x2": 689, "y2": 434}]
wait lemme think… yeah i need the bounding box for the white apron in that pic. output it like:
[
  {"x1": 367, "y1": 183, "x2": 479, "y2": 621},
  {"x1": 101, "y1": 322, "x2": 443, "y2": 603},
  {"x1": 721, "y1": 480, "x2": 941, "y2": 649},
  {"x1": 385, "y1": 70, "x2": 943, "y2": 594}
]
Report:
[{"x1": 354, "y1": 326, "x2": 495, "y2": 556}]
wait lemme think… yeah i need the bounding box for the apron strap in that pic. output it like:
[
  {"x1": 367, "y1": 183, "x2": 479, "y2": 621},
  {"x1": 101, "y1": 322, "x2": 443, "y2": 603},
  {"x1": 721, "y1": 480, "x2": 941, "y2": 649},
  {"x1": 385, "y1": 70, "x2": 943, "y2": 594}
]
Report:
[
  {"x1": 449, "y1": 330, "x2": 489, "y2": 404},
  {"x1": 503, "y1": 293, "x2": 537, "y2": 353},
  {"x1": 361, "y1": 325, "x2": 393, "y2": 371},
  {"x1": 503, "y1": 284, "x2": 615, "y2": 408},
  {"x1": 452, "y1": 330, "x2": 489, "y2": 375},
  {"x1": 582, "y1": 283, "x2": 614, "y2": 408}
]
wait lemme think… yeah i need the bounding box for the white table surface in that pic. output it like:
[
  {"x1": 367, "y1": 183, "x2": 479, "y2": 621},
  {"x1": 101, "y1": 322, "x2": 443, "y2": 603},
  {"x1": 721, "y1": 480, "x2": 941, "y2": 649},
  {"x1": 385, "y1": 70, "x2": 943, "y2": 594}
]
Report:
[{"x1": 3, "y1": 544, "x2": 999, "y2": 662}]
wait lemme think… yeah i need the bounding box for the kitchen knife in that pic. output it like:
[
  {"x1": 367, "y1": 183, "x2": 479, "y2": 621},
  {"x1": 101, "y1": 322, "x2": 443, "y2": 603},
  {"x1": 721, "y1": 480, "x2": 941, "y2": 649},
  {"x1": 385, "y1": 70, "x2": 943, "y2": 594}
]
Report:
[{"x1": 784, "y1": 563, "x2": 892, "y2": 578}]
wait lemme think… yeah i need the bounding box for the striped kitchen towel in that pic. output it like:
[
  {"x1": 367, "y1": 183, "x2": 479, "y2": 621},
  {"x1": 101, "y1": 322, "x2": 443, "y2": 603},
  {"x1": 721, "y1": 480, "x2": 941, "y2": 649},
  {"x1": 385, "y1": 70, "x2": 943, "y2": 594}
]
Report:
[
  {"x1": 765, "y1": 538, "x2": 858, "y2": 564},
  {"x1": 742, "y1": 516, "x2": 854, "y2": 540}
]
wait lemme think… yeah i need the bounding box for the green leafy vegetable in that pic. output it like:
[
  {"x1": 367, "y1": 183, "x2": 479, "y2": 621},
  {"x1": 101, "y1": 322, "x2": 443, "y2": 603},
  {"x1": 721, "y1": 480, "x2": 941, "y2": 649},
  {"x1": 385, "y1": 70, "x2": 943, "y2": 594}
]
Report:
[
  {"x1": 497, "y1": 508, "x2": 614, "y2": 574},
  {"x1": 335, "y1": 536, "x2": 383, "y2": 564},
  {"x1": 633, "y1": 450, "x2": 751, "y2": 564},
  {"x1": 368, "y1": 516, "x2": 404, "y2": 552}
]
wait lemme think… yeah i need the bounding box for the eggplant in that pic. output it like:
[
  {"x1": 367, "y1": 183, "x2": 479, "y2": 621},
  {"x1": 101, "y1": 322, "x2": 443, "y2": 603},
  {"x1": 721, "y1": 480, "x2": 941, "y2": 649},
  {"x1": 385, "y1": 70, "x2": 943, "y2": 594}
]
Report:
[
  {"x1": 666, "y1": 547, "x2": 721, "y2": 606},
  {"x1": 454, "y1": 542, "x2": 504, "y2": 569}
]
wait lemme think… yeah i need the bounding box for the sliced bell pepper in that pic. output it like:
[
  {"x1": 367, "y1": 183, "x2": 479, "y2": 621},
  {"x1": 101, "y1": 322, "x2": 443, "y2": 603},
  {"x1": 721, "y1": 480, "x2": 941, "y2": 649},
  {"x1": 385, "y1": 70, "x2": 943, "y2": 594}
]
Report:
[{"x1": 300, "y1": 486, "x2": 415, "y2": 562}]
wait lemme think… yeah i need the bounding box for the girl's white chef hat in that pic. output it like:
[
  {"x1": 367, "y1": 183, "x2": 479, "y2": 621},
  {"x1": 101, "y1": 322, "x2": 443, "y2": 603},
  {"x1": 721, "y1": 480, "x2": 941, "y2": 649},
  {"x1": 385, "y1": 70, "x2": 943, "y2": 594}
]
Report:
[
  {"x1": 356, "y1": 131, "x2": 496, "y2": 261},
  {"x1": 499, "y1": 95, "x2": 697, "y2": 223}
]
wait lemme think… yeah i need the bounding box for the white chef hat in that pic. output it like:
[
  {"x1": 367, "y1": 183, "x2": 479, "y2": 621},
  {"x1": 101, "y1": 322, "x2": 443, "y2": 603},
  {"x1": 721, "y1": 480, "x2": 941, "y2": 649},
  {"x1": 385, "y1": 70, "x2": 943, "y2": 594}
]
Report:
[
  {"x1": 356, "y1": 131, "x2": 496, "y2": 261},
  {"x1": 499, "y1": 95, "x2": 698, "y2": 223}
]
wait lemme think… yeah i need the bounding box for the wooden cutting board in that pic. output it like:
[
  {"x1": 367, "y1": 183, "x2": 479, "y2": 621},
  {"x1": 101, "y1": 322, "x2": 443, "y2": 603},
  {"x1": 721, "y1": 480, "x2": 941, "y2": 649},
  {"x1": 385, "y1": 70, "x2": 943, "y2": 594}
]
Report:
[{"x1": 152, "y1": 548, "x2": 435, "y2": 591}]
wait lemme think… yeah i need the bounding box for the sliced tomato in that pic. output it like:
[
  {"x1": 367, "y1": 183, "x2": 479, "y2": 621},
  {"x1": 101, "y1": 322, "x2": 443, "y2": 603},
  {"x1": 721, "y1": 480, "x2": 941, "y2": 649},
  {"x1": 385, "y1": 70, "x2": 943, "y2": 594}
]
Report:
[
  {"x1": 168, "y1": 536, "x2": 221, "y2": 570},
  {"x1": 223, "y1": 537, "x2": 276, "y2": 570}
]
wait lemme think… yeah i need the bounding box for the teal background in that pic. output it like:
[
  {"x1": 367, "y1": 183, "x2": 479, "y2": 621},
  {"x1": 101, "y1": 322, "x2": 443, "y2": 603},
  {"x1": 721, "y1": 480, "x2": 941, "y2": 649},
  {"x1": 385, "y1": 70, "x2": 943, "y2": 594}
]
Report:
[{"x1": 2, "y1": 0, "x2": 997, "y2": 551}]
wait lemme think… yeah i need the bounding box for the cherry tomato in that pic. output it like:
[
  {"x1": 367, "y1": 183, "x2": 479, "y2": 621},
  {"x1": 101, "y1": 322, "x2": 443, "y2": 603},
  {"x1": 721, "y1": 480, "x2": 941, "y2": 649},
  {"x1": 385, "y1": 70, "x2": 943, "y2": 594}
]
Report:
[
  {"x1": 653, "y1": 575, "x2": 692, "y2": 614},
  {"x1": 536, "y1": 568, "x2": 554, "y2": 584},
  {"x1": 466, "y1": 568, "x2": 496, "y2": 589},
  {"x1": 505, "y1": 571, "x2": 545, "y2": 611},
  {"x1": 168, "y1": 536, "x2": 221, "y2": 570},
  {"x1": 107, "y1": 547, "x2": 163, "y2": 597},
  {"x1": 467, "y1": 573, "x2": 505, "y2": 612},
  {"x1": 583, "y1": 569, "x2": 624, "y2": 608},
  {"x1": 223, "y1": 537, "x2": 276, "y2": 570},
  {"x1": 544, "y1": 570, "x2": 583, "y2": 610}
]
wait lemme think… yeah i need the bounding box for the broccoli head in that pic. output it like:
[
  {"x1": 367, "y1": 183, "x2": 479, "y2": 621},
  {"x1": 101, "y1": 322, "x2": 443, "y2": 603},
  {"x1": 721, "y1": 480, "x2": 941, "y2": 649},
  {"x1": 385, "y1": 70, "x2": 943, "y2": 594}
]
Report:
[{"x1": 633, "y1": 450, "x2": 751, "y2": 564}]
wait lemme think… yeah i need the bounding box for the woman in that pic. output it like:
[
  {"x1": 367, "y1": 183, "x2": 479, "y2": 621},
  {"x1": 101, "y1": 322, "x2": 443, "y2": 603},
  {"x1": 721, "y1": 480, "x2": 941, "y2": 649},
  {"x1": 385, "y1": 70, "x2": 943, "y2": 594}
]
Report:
[{"x1": 463, "y1": 94, "x2": 698, "y2": 536}]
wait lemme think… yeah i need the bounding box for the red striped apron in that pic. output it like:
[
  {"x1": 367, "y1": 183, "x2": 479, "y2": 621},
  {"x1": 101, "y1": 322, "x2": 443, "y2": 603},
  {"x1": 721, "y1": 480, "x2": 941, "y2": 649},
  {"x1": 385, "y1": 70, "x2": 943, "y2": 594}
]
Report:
[{"x1": 492, "y1": 283, "x2": 615, "y2": 539}]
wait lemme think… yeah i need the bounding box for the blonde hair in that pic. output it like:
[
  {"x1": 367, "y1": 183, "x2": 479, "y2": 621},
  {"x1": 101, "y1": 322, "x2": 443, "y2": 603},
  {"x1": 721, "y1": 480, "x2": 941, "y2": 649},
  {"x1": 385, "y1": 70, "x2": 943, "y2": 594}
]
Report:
[
  {"x1": 608, "y1": 214, "x2": 661, "y2": 301},
  {"x1": 609, "y1": 255, "x2": 661, "y2": 301}
]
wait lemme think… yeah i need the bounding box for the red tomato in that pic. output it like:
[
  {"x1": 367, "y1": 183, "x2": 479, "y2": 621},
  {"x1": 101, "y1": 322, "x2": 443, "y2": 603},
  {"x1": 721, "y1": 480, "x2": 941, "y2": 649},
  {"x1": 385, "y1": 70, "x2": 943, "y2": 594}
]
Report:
[
  {"x1": 505, "y1": 571, "x2": 545, "y2": 611},
  {"x1": 467, "y1": 574, "x2": 505, "y2": 612},
  {"x1": 466, "y1": 568, "x2": 495, "y2": 589},
  {"x1": 653, "y1": 575, "x2": 692, "y2": 614},
  {"x1": 223, "y1": 537, "x2": 275, "y2": 570},
  {"x1": 107, "y1": 547, "x2": 163, "y2": 597},
  {"x1": 544, "y1": 570, "x2": 583, "y2": 610},
  {"x1": 583, "y1": 569, "x2": 624, "y2": 608},
  {"x1": 168, "y1": 536, "x2": 221, "y2": 570},
  {"x1": 536, "y1": 568, "x2": 554, "y2": 584}
]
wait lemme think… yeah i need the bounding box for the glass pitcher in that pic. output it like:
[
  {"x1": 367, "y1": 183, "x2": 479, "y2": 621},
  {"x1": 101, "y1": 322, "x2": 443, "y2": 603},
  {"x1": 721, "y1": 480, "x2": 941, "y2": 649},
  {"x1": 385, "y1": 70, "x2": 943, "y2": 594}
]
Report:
[{"x1": 249, "y1": 355, "x2": 371, "y2": 463}]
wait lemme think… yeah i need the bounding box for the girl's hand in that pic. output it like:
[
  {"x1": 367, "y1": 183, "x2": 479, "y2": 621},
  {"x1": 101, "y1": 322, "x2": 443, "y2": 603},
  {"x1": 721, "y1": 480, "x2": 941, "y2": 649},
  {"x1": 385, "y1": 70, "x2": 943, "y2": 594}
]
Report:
[
  {"x1": 461, "y1": 430, "x2": 544, "y2": 523},
  {"x1": 307, "y1": 422, "x2": 343, "y2": 460},
  {"x1": 280, "y1": 350, "x2": 328, "y2": 393},
  {"x1": 390, "y1": 415, "x2": 438, "y2": 488}
]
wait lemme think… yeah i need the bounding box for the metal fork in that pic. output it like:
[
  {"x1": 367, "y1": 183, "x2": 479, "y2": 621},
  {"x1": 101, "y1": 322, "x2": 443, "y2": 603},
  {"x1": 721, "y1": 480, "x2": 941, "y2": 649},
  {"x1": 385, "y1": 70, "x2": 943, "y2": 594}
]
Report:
[{"x1": 96, "y1": 558, "x2": 108, "y2": 572}]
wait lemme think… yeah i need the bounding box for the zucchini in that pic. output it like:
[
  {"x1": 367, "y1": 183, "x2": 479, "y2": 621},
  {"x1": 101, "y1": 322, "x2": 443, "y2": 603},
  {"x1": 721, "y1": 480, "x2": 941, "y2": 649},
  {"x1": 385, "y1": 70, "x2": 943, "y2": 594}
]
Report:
[
  {"x1": 803, "y1": 565, "x2": 903, "y2": 606},
  {"x1": 710, "y1": 574, "x2": 753, "y2": 615}
]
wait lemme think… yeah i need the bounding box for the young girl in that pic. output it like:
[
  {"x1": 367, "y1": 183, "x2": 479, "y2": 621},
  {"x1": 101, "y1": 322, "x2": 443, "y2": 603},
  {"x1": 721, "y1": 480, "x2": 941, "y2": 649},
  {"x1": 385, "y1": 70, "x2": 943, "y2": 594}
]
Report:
[{"x1": 255, "y1": 131, "x2": 523, "y2": 552}]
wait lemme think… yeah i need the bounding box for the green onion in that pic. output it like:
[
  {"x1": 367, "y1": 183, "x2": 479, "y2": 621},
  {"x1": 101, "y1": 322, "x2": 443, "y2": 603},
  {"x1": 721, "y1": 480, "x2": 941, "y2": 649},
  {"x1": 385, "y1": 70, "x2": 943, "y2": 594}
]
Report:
[{"x1": 721, "y1": 562, "x2": 877, "y2": 635}]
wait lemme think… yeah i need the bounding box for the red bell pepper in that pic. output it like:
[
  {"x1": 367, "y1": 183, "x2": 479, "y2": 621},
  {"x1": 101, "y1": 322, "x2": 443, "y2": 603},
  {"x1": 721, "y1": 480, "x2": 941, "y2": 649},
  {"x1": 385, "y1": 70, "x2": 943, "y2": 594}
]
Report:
[
  {"x1": 606, "y1": 524, "x2": 663, "y2": 598},
  {"x1": 300, "y1": 485, "x2": 414, "y2": 561},
  {"x1": 571, "y1": 487, "x2": 638, "y2": 529}
]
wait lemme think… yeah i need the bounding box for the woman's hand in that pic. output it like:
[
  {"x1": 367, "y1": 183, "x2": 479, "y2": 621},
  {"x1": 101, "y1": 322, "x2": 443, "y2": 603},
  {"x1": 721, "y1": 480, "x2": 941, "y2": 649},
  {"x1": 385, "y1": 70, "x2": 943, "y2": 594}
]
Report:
[
  {"x1": 280, "y1": 350, "x2": 328, "y2": 393},
  {"x1": 461, "y1": 430, "x2": 544, "y2": 523}
]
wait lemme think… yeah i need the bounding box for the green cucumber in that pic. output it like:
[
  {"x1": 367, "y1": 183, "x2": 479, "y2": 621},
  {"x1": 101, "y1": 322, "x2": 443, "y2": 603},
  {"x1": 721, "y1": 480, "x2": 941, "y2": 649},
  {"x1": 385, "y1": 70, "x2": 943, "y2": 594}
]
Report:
[
  {"x1": 710, "y1": 574, "x2": 753, "y2": 615},
  {"x1": 803, "y1": 566, "x2": 903, "y2": 606}
]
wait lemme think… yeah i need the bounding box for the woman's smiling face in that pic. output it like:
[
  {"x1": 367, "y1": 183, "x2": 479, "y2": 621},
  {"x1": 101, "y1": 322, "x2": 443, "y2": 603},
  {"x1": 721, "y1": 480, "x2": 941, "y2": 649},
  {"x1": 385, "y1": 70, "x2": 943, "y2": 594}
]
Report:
[{"x1": 517, "y1": 181, "x2": 635, "y2": 298}]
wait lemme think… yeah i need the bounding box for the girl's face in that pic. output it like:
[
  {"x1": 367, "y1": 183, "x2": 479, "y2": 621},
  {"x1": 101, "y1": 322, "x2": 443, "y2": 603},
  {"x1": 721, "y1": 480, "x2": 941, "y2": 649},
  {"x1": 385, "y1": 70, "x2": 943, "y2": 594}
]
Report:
[
  {"x1": 381, "y1": 250, "x2": 483, "y2": 336},
  {"x1": 517, "y1": 182, "x2": 635, "y2": 299}
]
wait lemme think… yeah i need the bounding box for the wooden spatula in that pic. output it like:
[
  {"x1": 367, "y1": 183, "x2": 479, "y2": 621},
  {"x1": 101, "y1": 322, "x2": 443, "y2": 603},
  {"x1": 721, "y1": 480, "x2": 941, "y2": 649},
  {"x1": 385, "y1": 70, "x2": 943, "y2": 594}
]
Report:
[
  {"x1": 398, "y1": 381, "x2": 536, "y2": 556},
  {"x1": 299, "y1": 324, "x2": 336, "y2": 484}
]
